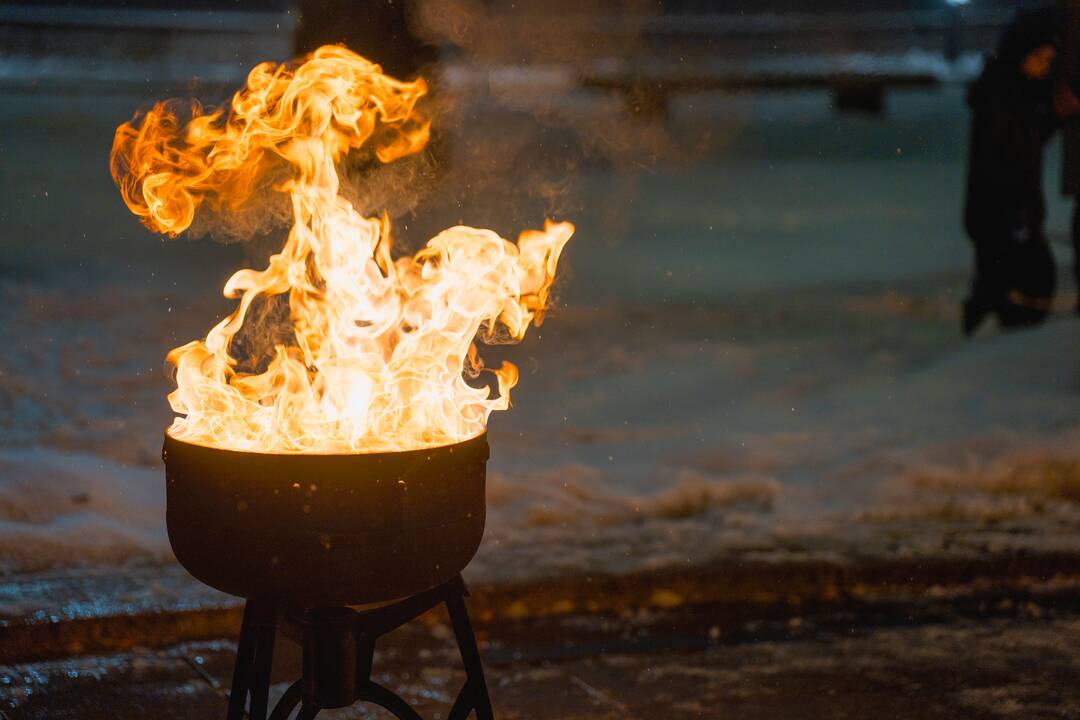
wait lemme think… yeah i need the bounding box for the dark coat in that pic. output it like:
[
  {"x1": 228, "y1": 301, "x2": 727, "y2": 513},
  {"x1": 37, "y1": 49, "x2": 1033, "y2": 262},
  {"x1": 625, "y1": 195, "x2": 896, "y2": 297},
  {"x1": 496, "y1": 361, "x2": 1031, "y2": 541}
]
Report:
[
  {"x1": 963, "y1": 49, "x2": 1059, "y2": 326},
  {"x1": 1064, "y1": 121, "x2": 1080, "y2": 196},
  {"x1": 1062, "y1": 0, "x2": 1080, "y2": 196},
  {"x1": 964, "y1": 56, "x2": 1058, "y2": 238}
]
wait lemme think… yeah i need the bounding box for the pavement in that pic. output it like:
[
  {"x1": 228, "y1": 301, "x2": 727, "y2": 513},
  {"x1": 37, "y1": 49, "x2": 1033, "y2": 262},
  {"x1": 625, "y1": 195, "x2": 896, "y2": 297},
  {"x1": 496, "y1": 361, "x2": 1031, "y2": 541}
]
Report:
[
  {"x1": 1, "y1": 550, "x2": 1080, "y2": 718},
  {"x1": 3, "y1": 548, "x2": 1080, "y2": 664},
  {"x1": 2, "y1": 580, "x2": 1079, "y2": 719}
]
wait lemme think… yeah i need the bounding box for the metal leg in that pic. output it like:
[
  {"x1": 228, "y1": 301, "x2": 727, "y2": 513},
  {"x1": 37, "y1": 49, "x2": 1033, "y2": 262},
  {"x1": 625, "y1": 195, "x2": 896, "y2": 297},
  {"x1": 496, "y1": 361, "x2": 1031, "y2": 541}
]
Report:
[
  {"x1": 446, "y1": 589, "x2": 495, "y2": 720},
  {"x1": 250, "y1": 615, "x2": 277, "y2": 720},
  {"x1": 268, "y1": 680, "x2": 303, "y2": 720},
  {"x1": 227, "y1": 600, "x2": 278, "y2": 720},
  {"x1": 227, "y1": 603, "x2": 258, "y2": 720},
  {"x1": 297, "y1": 700, "x2": 320, "y2": 720}
]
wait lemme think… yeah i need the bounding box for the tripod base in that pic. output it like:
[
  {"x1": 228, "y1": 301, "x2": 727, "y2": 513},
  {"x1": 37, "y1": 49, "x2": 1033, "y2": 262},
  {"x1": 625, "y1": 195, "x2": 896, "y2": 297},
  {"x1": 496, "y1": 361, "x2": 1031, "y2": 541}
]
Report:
[{"x1": 226, "y1": 575, "x2": 494, "y2": 720}]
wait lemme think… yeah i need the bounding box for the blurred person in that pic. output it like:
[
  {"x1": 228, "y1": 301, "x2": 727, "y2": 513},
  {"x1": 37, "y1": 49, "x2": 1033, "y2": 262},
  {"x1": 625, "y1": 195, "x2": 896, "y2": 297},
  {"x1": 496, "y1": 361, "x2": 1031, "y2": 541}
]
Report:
[
  {"x1": 963, "y1": 7, "x2": 1062, "y2": 335},
  {"x1": 1057, "y1": 0, "x2": 1080, "y2": 314},
  {"x1": 295, "y1": 0, "x2": 435, "y2": 77}
]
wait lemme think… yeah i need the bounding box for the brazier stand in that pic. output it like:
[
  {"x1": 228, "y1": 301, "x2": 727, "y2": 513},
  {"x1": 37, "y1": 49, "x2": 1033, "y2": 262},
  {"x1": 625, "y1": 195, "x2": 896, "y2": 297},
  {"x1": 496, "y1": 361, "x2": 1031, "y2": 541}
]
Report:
[
  {"x1": 230, "y1": 575, "x2": 492, "y2": 720},
  {"x1": 161, "y1": 433, "x2": 494, "y2": 720}
]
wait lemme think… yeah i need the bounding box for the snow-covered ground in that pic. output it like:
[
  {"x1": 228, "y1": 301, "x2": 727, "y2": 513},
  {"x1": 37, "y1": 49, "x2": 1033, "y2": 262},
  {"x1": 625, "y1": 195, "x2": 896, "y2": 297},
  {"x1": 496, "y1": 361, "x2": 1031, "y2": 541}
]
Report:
[{"x1": 1, "y1": 85, "x2": 1078, "y2": 582}]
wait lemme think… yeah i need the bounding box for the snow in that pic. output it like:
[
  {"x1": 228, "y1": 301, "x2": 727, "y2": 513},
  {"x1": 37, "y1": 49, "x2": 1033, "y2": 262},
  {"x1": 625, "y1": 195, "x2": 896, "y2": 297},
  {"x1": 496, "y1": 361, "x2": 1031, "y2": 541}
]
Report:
[
  {"x1": 2, "y1": 282, "x2": 1077, "y2": 581},
  {"x1": 1, "y1": 83, "x2": 1078, "y2": 583},
  {"x1": 0, "y1": 449, "x2": 167, "y2": 574},
  {"x1": 467, "y1": 311, "x2": 1080, "y2": 582}
]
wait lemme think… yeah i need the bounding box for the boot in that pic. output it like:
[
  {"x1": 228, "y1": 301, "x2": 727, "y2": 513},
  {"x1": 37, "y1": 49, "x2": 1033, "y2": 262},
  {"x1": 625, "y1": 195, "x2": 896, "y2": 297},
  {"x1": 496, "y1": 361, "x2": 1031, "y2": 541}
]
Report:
[{"x1": 962, "y1": 298, "x2": 990, "y2": 337}]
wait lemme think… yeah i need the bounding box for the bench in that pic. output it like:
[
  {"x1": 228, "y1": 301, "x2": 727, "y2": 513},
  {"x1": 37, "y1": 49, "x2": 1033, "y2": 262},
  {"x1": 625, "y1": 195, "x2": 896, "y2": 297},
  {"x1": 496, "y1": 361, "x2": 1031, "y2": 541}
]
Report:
[{"x1": 579, "y1": 70, "x2": 941, "y2": 119}]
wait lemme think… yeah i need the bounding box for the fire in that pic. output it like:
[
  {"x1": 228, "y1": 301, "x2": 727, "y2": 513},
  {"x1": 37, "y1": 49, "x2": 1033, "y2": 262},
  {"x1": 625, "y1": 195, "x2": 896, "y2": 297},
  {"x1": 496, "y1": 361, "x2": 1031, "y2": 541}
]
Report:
[{"x1": 110, "y1": 45, "x2": 573, "y2": 453}]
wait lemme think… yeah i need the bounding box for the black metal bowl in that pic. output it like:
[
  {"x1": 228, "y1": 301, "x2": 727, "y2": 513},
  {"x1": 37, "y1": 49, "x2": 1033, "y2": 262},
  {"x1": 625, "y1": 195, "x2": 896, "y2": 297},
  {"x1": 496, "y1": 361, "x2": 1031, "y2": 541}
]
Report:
[{"x1": 162, "y1": 433, "x2": 488, "y2": 607}]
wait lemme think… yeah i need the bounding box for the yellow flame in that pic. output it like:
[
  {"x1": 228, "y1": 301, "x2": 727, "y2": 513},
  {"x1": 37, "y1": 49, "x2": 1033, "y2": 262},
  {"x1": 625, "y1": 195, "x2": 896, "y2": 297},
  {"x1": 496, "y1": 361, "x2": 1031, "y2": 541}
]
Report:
[{"x1": 110, "y1": 45, "x2": 573, "y2": 453}]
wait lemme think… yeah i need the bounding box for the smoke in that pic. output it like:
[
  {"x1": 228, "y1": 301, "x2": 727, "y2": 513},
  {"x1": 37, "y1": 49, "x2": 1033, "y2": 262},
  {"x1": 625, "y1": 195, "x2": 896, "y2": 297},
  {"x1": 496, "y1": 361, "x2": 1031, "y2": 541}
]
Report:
[
  {"x1": 395, "y1": 0, "x2": 676, "y2": 245},
  {"x1": 186, "y1": 189, "x2": 292, "y2": 248},
  {"x1": 127, "y1": 0, "x2": 690, "y2": 289},
  {"x1": 200, "y1": 1, "x2": 675, "y2": 251},
  {"x1": 410, "y1": 0, "x2": 654, "y2": 68}
]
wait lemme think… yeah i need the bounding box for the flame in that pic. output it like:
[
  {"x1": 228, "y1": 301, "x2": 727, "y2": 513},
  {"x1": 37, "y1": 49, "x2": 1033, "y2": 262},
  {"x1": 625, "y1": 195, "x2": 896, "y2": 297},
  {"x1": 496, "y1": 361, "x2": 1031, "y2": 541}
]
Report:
[{"x1": 110, "y1": 46, "x2": 573, "y2": 453}]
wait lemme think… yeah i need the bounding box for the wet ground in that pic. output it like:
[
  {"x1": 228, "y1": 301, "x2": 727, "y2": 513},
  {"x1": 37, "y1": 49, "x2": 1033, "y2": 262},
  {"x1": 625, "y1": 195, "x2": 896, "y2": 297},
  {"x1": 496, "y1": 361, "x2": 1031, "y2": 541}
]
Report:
[{"x1": 3, "y1": 593, "x2": 1079, "y2": 719}]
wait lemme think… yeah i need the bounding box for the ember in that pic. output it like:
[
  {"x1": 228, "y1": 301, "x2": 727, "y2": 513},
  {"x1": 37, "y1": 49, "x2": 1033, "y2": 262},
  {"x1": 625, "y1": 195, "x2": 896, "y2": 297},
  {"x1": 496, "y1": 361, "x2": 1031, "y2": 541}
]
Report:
[{"x1": 111, "y1": 45, "x2": 573, "y2": 454}]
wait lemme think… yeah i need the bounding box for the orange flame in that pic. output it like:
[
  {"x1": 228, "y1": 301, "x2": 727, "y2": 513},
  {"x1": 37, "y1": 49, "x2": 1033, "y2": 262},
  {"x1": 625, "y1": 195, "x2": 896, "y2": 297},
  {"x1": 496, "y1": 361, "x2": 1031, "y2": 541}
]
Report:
[{"x1": 110, "y1": 46, "x2": 573, "y2": 453}]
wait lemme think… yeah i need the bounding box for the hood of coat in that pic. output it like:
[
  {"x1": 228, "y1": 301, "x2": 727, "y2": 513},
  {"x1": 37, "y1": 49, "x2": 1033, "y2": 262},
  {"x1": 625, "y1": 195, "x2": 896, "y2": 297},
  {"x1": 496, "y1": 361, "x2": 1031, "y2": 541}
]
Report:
[{"x1": 997, "y1": 5, "x2": 1061, "y2": 63}]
